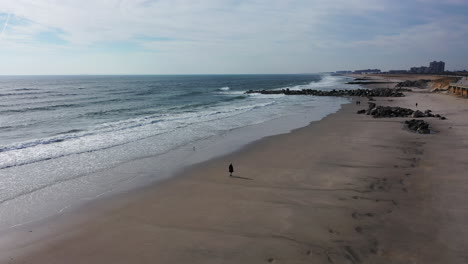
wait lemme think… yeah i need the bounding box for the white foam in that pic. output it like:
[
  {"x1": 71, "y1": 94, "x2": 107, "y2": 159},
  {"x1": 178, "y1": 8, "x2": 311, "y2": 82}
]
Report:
[
  {"x1": 279, "y1": 75, "x2": 355, "y2": 91},
  {"x1": 247, "y1": 93, "x2": 285, "y2": 99},
  {"x1": 0, "y1": 91, "x2": 349, "y2": 231},
  {"x1": 218, "y1": 86, "x2": 230, "y2": 91},
  {"x1": 215, "y1": 90, "x2": 245, "y2": 96},
  {"x1": 0, "y1": 99, "x2": 280, "y2": 171}
]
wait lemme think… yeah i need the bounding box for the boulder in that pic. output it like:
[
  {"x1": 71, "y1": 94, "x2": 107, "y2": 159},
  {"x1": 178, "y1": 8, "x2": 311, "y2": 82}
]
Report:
[
  {"x1": 397, "y1": 79, "x2": 430, "y2": 88},
  {"x1": 369, "y1": 106, "x2": 414, "y2": 118},
  {"x1": 366, "y1": 102, "x2": 377, "y2": 115},
  {"x1": 405, "y1": 119, "x2": 431, "y2": 134},
  {"x1": 412, "y1": 110, "x2": 424, "y2": 118}
]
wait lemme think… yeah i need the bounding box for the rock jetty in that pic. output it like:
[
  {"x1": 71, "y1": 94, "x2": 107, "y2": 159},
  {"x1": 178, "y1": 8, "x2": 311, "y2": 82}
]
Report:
[
  {"x1": 357, "y1": 103, "x2": 447, "y2": 119},
  {"x1": 345, "y1": 81, "x2": 397, "y2": 85},
  {"x1": 368, "y1": 106, "x2": 414, "y2": 118},
  {"x1": 412, "y1": 109, "x2": 446, "y2": 119},
  {"x1": 245, "y1": 88, "x2": 405, "y2": 97},
  {"x1": 396, "y1": 79, "x2": 430, "y2": 88}
]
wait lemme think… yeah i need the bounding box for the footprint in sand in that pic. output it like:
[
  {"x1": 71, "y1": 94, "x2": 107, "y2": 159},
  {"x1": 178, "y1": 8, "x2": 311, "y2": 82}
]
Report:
[
  {"x1": 355, "y1": 226, "x2": 363, "y2": 233},
  {"x1": 369, "y1": 240, "x2": 379, "y2": 254}
]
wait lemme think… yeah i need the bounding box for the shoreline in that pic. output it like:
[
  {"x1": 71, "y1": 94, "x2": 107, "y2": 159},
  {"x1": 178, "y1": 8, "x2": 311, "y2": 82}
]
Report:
[
  {"x1": 3, "y1": 78, "x2": 468, "y2": 263},
  {"x1": 0, "y1": 94, "x2": 350, "y2": 261},
  {"x1": 0, "y1": 93, "x2": 347, "y2": 234}
]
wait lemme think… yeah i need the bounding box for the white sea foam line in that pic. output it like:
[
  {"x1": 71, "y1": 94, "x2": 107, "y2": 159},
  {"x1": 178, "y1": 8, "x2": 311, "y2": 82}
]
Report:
[
  {"x1": 0, "y1": 100, "x2": 278, "y2": 169},
  {"x1": 215, "y1": 90, "x2": 244, "y2": 96},
  {"x1": 0, "y1": 99, "x2": 295, "y2": 174},
  {"x1": 286, "y1": 75, "x2": 343, "y2": 91}
]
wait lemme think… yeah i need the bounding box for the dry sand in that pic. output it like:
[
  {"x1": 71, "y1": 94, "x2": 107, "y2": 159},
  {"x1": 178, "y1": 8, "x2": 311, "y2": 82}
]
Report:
[{"x1": 2, "y1": 80, "x2": 468, "y2": 263}]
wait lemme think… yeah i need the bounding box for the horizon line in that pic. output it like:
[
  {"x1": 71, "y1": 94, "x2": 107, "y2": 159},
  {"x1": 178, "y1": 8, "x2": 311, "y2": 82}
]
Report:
[{"x1": 0, "y1": 73, "x2": 329, "y2": 76}]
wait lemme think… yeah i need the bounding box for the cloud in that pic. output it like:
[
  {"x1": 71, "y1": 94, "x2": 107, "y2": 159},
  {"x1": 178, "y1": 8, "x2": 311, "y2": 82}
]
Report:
[
  {"x1": 0, "y1": 12, "x2": 10, "y2": 35},
  {"x1": 415, "y1": 0, "x2": 468, "y2": 5},
  {"x1": 0, "y1": 0, "x2": 467, "y2": 73},
  {"x1": 0, "y1": 0, "x2": 388, "y2": 46},
  {"x1": 350, "y1": 16, "x2": 468, "y2": 53}
]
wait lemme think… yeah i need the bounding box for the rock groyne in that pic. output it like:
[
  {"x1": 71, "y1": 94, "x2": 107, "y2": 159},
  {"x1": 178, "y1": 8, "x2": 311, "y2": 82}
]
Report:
[{"x1": 245, "y1": 88, "x2": 405, "y2": 97}]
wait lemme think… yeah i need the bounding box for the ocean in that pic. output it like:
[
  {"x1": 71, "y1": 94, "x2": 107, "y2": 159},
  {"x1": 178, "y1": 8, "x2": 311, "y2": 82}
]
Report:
[{"x1": 0, "y1": 74, "x2": 357, "y2": 230}]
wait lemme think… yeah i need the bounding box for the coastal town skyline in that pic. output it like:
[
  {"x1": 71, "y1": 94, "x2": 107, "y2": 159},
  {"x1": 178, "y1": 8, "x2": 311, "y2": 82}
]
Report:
[{"x1": 335, "y1": 60, "x2": 467, "y2": 75}]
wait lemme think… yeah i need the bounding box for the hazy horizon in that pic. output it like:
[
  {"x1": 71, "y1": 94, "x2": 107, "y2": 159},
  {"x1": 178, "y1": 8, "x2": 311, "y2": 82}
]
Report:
[
  {"x1": 1, "y1": 0, "x2": 467, "y2": 75},
  {"x1": 0, "y1": 73, "x2": 336, "y2": 76}
]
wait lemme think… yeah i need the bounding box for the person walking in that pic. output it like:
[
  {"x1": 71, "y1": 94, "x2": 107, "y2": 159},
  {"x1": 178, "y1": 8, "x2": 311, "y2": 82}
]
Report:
[{"x1": 229, "y1": 163, "x2": 234, "y2": 177}]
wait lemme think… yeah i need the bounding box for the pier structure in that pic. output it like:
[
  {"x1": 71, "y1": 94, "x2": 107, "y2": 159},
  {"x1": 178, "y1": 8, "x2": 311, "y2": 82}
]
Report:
[{"x1": 449, "y1": 78, "x2": 468, "y2": 98}]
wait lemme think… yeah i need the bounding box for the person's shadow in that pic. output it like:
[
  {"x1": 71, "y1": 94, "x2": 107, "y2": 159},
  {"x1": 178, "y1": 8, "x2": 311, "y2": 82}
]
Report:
[{"x1": 230, "y1": 175, "x2": 253, "y2": 180}]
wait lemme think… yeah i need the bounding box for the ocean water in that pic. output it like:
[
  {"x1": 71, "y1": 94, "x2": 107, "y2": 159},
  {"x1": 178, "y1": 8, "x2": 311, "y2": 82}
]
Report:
[{"x1": 0, "y1": 74, "x2": 355, "y2": 230}]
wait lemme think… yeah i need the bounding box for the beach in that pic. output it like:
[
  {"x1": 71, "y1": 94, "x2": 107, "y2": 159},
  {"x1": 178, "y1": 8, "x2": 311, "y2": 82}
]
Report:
[{"x1": 2, "y1": 77, "x2": 468, "y2": 263}]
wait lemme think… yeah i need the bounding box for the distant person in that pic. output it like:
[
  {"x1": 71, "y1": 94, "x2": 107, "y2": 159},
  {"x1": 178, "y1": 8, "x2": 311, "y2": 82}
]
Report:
[
  {"x1": 416, "y1": 103, "x2": 418, "y2": 108},
  {"x1": 193, "y1": 146, "x2": 196, "y2": 151},
  {"x1": 229, "y1": 163, "x2": 234, "y2": 177}
]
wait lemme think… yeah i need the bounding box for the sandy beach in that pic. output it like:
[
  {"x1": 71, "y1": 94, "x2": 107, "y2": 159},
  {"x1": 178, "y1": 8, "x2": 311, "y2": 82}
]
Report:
[{"x1": 2, "y1": 77, "x2": 468, "y2": 263}]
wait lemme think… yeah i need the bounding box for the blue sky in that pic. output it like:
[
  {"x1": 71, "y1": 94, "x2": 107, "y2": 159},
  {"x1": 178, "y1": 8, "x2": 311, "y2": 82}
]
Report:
[{"x1": 0, "y1": 0, "x2": 467, "y2": 74}]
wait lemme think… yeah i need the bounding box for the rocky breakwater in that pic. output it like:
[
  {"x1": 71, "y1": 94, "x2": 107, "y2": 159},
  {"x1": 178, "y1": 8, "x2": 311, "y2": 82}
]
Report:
[
  {"x1": 345, "y1": 81, "x2": 397, "y2": 85},
  {"x1": 357, "y1": 103, "x2": 445, "y2": 134},
  {"x1": 396, "y1": 79, "x2": 430, "y2": 88},
  {"x1": 245, "y1": 88, "x2": 405, "y2": 97},
  {"x1": 358, "y1": 103, "x2": 446, "y2": 119}
]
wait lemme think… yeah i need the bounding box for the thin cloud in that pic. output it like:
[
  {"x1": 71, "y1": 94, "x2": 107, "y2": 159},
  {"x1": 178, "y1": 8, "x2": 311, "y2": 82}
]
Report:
[
  {"x1": 1, "y1": 13, "x2": 10, "y2": 36},
  {"x1": 0, "y1": 0, "x2": 466, "y2": 74},
  {"x1": 0, "y1": 0, "x2": 389, "y2": 45}
]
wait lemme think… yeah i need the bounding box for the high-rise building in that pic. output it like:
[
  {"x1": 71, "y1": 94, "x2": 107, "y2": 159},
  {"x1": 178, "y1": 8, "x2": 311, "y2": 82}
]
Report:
[
  {"x1": 429, "y1": 61, "x2": 445, "y2": 73},
  {"x1": 410, "y1": 61, "x2": 445, "y2": 74}
]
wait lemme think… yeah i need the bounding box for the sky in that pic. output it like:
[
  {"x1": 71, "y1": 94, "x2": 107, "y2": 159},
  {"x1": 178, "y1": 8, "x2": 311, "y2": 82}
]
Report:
[{"x1": 0, "y1": 0, "x2": 467, "y2": 75}]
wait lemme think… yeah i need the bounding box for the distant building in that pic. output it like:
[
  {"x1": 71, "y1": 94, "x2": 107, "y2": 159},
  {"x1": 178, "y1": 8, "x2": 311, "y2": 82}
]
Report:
[
  {"x1": 388, "y1": 70, "x2": 408, "y2": 74},
  {"x1": 410, "y1": 61, "x2": 445, "y2": 74},
  {"x1": 353, "y1": 69, "x2": 381, "y2": 74},
  {"x1": 429, "y1": 61, "x2": 445, "y2": 73},
  {"x1": 335, "y1": 71, "x2": 352, "y2": 74},
  {"x1": 410, "y1": 66, "x2": 428, "y2": 74}
]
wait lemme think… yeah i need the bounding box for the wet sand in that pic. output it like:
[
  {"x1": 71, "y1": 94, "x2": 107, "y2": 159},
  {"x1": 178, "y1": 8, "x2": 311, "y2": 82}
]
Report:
[{"x1": 2, "y1": 85, "x2": 468, "y2": 263}]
